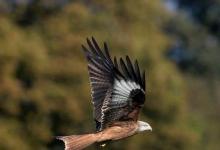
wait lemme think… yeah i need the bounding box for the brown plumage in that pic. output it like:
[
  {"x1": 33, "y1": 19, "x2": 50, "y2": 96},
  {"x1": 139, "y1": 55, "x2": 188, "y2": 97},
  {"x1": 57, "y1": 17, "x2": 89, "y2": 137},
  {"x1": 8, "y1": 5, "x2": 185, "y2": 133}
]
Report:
[{"x1": 56, "y1": 37, "x2": 152, "y2": 150}]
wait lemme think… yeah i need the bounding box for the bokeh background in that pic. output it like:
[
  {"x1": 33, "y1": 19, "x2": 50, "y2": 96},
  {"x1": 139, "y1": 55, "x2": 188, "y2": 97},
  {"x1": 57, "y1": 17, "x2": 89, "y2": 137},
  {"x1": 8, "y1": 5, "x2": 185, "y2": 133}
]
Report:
[{"x1": 0, "y1": 0, "x2": 219, "y2": 150}]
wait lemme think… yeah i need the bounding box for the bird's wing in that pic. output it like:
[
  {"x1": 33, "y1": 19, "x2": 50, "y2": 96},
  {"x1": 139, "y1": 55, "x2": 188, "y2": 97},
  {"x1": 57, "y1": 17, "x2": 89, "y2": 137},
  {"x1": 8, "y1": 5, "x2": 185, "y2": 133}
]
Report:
[
  {"x1": 82, "y1": 37, "x2": 145, "y2": 131},
  {"x1": 101, "y1": 57, "x2": 146, "y2": 129},
  {"x1": 82, "y1": 37, "x2": 122, "y2": 124}
]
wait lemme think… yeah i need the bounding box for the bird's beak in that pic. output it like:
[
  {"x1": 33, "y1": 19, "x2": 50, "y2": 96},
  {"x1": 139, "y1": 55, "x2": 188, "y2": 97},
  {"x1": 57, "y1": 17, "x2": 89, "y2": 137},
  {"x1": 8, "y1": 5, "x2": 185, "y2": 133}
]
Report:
[{"x1": 147, "y1": 125, "x2": 152, "y2": 131}]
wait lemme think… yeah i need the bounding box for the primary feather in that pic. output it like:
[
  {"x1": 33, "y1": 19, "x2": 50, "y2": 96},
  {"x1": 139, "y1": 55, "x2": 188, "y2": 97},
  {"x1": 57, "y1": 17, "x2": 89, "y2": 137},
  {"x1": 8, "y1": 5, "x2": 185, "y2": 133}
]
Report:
[{"x1": 82, "y1": 37, "x2": 146, "y2": 131}]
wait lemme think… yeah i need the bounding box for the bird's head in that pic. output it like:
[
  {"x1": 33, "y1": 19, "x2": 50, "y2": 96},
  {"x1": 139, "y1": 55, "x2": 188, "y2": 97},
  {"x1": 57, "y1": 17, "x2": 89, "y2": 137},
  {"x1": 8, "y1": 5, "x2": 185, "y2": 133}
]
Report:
[{"x1": 137, "y1": 121, "x2": 152, "y2": 132}]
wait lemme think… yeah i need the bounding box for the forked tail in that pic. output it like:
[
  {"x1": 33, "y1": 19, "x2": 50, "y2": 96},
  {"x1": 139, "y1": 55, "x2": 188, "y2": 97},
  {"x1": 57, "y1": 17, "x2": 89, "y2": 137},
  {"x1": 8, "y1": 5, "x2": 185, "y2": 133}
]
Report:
[{"x1": 56, "y1": 133, "x2": 98, "y2": 150}]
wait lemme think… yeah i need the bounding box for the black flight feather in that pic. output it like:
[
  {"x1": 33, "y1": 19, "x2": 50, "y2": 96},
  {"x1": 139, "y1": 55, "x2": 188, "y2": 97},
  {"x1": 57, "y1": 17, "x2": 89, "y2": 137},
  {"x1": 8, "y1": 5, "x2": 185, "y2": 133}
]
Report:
[
  {"x1": 120, "y1": 58, "x2": 131, "y2": 79},
  {"x1": 114, "y1": 57, "x2": 119, "y2": 69},
  {"x1": 91, "y1": 37, "x2": 106, "y2": 60},
  {"x1": 134, "y1": 60, "x2": 142, "y2": 87},
  {"x1": 82, "y1": 37, "x2": 146, "y2": 131},
  {"x1": 104, "y1": 42, "x2": 112, "y2": 63},
  {"x1": 126, "y1": 56, "x2": 137, "y2": 81},
  {"x1": 87, "y1": 38, "x2": 99, "y2": 55}
]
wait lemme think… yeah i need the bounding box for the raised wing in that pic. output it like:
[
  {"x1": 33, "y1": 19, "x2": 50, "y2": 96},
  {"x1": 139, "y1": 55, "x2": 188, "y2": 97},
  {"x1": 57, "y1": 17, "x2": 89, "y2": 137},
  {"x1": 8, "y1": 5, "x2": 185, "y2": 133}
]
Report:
[
  {"x1": 101, "y1": 57, "x2": 146, "y2": 129},
  {"x1": 82, "y1": 37, "x2": 123, "y2": 126},
  {"x1": 82, "y1": 37, "x2": 146, "y2": 131}
]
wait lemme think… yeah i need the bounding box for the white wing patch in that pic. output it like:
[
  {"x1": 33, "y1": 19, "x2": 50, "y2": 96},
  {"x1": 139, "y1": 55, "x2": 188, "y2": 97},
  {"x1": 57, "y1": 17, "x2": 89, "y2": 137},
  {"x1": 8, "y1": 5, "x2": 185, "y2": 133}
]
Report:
[{"x1": 111, "y1": 79, "x2": 141, "y2": 105}]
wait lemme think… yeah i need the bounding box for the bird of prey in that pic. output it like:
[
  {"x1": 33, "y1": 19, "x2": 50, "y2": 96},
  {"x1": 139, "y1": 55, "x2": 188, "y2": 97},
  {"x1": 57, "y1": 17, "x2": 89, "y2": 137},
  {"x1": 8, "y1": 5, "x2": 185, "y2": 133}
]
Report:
[{"x1": 56, "y1": 37, "x2": 152, "y2": 150}]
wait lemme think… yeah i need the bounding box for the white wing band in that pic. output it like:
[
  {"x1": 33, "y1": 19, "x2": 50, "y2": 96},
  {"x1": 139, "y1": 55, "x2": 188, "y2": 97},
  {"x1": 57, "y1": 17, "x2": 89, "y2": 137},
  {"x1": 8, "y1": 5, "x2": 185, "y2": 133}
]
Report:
[{"x1": 112, "y1": 79, "x2": 141, "y2": 104}]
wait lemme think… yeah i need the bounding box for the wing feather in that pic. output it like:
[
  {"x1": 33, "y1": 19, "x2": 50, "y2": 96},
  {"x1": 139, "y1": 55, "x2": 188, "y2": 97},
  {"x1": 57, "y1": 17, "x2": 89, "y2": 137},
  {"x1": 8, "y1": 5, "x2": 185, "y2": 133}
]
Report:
[
  {"x1": 114, "y1": 57, "x2": 119, "y2": 69},
  {"x1": 126, "y1": 56, "x2": 137, "y2": 81},
  {"x1": 120, "y1": 58, "x2": 131, "y2": 79},
  {"x1": 134, "y1": 60, "x2": 142, "y2": 86},
  {"x1": 104, "y1": 42, "x2": 112, "y2": 63},
  {"x1": 82, "y1": 37, "x2": 146, "y2": 131},
  {"x1": 86, "y1": 38, "x2": 99, "y2": 55}
]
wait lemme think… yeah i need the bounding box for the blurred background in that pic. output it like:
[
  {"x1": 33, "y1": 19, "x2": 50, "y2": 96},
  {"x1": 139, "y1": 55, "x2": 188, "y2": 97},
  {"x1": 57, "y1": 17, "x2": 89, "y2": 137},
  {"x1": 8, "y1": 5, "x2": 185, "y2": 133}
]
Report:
[{"x1": 0, "y1": 0, "x2": 219, "y2": 150}]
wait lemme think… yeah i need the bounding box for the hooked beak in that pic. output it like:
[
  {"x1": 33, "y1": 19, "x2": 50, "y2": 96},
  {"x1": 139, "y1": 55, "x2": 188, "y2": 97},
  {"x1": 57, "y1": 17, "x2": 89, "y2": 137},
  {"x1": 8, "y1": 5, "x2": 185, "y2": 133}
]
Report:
[{"x1": 147, "y1": 125, "x2": 152, "y2": 131}]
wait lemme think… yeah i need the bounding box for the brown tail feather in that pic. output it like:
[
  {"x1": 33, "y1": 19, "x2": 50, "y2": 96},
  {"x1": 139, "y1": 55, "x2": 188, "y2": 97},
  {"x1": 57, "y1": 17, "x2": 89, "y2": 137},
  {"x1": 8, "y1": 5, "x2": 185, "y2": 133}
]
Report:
[{"x1": 56, "y1": 133, "x2": 98, "y2": 150}]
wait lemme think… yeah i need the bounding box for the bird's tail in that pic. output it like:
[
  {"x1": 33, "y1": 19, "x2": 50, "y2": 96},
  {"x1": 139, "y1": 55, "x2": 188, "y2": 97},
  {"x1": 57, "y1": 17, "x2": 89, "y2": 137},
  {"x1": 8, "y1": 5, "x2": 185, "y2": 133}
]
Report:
[{"x1": 56, "y1": 133, "x2": 98, "y2": 150}]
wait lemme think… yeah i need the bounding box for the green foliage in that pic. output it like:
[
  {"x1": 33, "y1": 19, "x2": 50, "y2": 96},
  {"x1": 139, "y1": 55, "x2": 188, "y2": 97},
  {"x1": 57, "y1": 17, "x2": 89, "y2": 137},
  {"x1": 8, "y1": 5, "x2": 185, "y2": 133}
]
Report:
[
  {"x1": 2, "y1": 0, "x2": 219, "y2": 149},
  {"x1": 165, "y1": 1, "x2": 220, "y2": 149}
]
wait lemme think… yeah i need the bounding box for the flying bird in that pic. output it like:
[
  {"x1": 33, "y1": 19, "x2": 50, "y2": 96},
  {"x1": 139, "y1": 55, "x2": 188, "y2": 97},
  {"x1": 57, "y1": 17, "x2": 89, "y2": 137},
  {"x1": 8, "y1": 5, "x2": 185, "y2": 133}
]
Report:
[{"x1": 56, "y1": 37, "x2": 152, "y2": 150}]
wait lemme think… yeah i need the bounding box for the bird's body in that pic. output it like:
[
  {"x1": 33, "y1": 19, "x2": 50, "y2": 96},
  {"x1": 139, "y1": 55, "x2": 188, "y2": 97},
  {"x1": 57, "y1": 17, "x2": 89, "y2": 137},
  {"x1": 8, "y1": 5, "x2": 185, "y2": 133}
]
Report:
[
  {"x1": 58, "y1": 121, "x2": 150, "y2": 150},
  {"x1": 57, "y1": 37, "x2": 152, "y2": 150},
  {"x1": 97, "y1": 121, "x2": 138, "y2": 142}
]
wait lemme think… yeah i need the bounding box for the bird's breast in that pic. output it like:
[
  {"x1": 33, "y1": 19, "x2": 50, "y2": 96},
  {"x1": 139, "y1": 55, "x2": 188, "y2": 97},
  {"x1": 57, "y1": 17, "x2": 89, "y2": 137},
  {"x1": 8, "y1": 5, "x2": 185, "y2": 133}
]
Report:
[{"x1": 97, "y1": 121, "x2": 138, "y2": 142}]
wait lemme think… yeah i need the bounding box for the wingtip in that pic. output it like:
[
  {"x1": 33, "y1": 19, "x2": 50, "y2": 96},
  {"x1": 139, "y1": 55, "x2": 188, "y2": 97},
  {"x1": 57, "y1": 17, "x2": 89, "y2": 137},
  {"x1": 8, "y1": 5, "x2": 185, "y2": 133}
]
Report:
[
  {"x1": 91, "y1": 36, "x2": 95, "y2": 41},
  {"x1": 135, "y1": 59, "x2": 138, "y2": 64},
  {"x1": 104, "y1": 42, "x2": 108, "y2": 50},
  {"x1": 119, "y1": 57, "x2": 123, "y2": 62},
  {"x1": 81, "y1": 44, "x2": 86, "y2": 49},
  {"x1": 86, "y1": 37, "x2": 91, "y2": 44},
  {"x1": 81, "y1": 44, "x2": 88, "y2": 52},
  {"x1": 91, "y1": 37, "x2": 99, "y2": 46}
]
